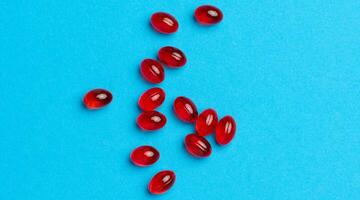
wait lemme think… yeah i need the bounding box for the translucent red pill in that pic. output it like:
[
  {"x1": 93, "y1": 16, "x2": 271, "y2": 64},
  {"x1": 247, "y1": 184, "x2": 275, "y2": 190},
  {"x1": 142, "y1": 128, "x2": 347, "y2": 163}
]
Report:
[
  {"x1": 184, "y1": 133, "x2": 212, "y2": 157},
  {"x1": 83, "y1": 89, "x2": 112, "y2": 109},
  {"x1": 140, "y1": 59, "x2": 165, "y2": 84},
  {"x1": 194, "y1": 5, "x2": 223, "y2": 25},
  {"x1": 216, "y1": 116, "x2": 236, "y2": 145},
  {"x1": 195, "y1": 109, "x2": 218, "y2": 136},
  {"x1": 137, "y1": 111, "x2": 167, "y2": 131},
  {"x1": 151, "y1": 12, "x2": 179, "y2": 34},
  {"x1": 158, "y1": 46, "x2": 187, "y2": 68},
  {"x1": 138, "y1": 87, "x2": 165, "y2": 111},
  {"x1": 148, "y1": 170, "x2": 176, "y2": 195},
  {"x1": 173, "y1": 96, "x2": 198, "y2": 123},
  {"x1": 130, "y1": 145, "x2": 160, "y2": 167}
]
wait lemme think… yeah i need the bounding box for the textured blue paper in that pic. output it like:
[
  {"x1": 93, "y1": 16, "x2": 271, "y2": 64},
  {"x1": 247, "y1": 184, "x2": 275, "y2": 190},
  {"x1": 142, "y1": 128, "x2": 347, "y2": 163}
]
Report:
[{"x1": 1, "y1": 0, "x2": 360, "y2": 199}]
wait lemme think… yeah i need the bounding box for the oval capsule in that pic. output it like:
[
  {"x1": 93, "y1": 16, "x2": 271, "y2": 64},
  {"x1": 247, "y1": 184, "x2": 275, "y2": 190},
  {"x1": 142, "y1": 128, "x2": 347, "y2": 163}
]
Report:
[
  {"x1": 195, "y1": 109, "x2": 218, "y2": 136},
  {"x1": 140, "y1": 59, "x2": 165, "y2": 84},
  {"x1": 137, "y1": 111, "x2": 167, "y2": 131},
  {"x1": 158, "y1": 46, "x2": 187, "y2": 68},
  {"x1": 148, "y1": 170, "x2": 176, "y2": 195},
  {"x1": 151, "y1": 12, "x2": 179, "y2": 34},
  {"x1": 184, "y1": 133, "x2": 212, "y2": 157},
  {"x1": 130, "y1": 145, "x2": 160, "y2": 167},
  {"x1": 138, "y1": 87, "x2": 165, "y2": 111},
  {"x1": 194, "y1": 5, "x2": 223, "y2": 25},
  {"x1": 173, "y1": 96, "x2": 198, "y2": 123},
  {"x1": 83, "y1": 88, "x2": 112, "y2": 109},
  {"x1": 215, "y1": 116, "x2": 236, "y2": 145}
]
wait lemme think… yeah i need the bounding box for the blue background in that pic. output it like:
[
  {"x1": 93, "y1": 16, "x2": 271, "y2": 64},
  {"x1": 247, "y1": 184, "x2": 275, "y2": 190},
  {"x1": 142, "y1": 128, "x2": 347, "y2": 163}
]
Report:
[{"x1": 1, "y1": 0, "x2": 360, "y2": 199}]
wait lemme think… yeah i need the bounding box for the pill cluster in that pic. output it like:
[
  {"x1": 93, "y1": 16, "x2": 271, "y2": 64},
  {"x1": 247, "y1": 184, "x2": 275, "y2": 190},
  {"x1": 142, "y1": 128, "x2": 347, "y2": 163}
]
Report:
[{"x1": 83, "y1": 5, "x2": 233, "y2": 195}]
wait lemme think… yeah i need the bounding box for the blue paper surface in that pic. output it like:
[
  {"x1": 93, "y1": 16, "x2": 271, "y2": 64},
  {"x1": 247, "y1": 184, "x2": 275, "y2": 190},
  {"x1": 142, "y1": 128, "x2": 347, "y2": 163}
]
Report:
[{"x1": 1, "y1": 0, "x2": 360, "y2": 199}]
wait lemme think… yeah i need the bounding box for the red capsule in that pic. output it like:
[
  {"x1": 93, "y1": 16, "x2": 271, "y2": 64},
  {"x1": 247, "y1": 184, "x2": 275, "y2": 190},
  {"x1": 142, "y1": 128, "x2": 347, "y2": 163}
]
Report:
[
  {"x1": 137, "y1": 111, "x2": 167, "y2": 131},
  {"x1": 138, "y1": 88, "x2": 165, "y2": 111},
  {"x1": 130, "y1": 145, "x2": 160, "y2": 167},
  {"x1": 83, "y1": 89, "x2": 112, "y2": 109},
  {"x1": 140, "y1": 59, "x2": 165, "y2": 84},
  {"x1": 184, "y1": 133, "x2": 212, "y2": 157},
  {"x1": 194, "y1": 5, "x2": 223, "y2": 25},
  {"x1": 173, "y1": 96, "x2": 198, "y2": 123},
  {"x1": 195, "y1": 109, "x2": 218, "y2": 136},
  {"x1": 148, "y1": 170, "x2": 176, "y2": 195},
  {"x1": 151, "y1": 12, "x2": 179, "y2": 34},
  {"x1": 216, "y1": 116, "x2": 236, "y2": 145},
  {"x1": 158, "y1": 46, "x2": 186, "y2": 68}
]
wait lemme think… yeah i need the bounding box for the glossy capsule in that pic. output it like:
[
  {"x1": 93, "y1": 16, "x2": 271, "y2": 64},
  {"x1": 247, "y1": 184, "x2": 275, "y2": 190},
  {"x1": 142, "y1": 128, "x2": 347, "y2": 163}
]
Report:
[
  {"x1": 140, "y1": 59, "x2": 165, "y2": 84},
  {"x1": 216, "y1": 116, "x2": 236, "y2": 145},
  {"x1": 130, "y1": 146, "x2": 160, "y2": 167},
  {"x1": 158, "y1": 46, "x2": 186, "y2": 68},
  {"x1": 137, "y1": 111, "x2": 167, "y2": 131},
  {"x1": 184, "y1": 133, "x2": 212, "y2": 157},
  {"x1": 148, "y1": 170, "x2": 176, "y2": 195},
  {"x1": 194, "y1": 5, "x2": 223, "y2": 25},
  {"x1": 151, "y1": 12, "x2": 179, "y2": 34},
  {"x1": 195, "y1": 109, "x2": 218, "y2": 136},
  {"x1": 138, "y1": 88, "x2": 165, "y2": 111},
  {"x1": 83, "y1": 89, "x2": 112, "y2": 109},
  {"x1": 173, "y1": 96, "x2": 198, "y2": 123}
]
